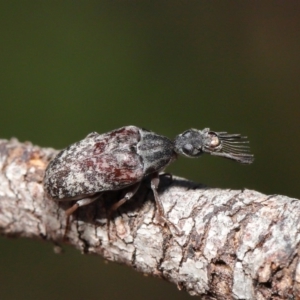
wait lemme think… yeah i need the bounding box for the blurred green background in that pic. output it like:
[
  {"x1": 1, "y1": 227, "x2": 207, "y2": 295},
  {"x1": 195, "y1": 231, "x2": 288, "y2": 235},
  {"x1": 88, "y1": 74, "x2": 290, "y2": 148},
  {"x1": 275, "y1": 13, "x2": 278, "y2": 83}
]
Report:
[{"x1": 0, "y1": 2, "x2": 299, "y2": 299}]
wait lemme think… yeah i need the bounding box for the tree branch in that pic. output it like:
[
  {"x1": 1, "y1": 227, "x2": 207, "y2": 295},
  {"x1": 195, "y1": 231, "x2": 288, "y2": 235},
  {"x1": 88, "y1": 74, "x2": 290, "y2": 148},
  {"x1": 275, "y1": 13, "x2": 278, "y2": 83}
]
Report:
[{"x1": 0, "y1": 138, "x2": 299, "y2": 299}]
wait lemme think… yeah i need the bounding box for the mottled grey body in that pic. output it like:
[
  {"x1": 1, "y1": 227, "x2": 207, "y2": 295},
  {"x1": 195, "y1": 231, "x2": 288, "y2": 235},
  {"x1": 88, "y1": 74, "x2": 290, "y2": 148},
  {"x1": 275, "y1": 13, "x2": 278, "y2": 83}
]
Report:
[{"x1": 44, "y1": 126, "x2": 176, "y2": 200}]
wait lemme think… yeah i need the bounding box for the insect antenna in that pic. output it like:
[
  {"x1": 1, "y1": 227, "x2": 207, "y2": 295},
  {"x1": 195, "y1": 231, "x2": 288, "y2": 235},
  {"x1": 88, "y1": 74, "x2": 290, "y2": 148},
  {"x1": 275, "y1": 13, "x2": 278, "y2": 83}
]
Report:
[{"x1": 210, "y1": 132, "x2": 254, "y2": 164}]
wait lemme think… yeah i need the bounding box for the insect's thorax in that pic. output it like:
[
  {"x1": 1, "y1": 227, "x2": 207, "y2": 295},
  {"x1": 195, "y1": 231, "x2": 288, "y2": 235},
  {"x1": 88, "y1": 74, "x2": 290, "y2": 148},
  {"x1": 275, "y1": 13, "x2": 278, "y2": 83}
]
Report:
[{"x1": 137, "y1": 129, "x2": 177, "y2": 175}]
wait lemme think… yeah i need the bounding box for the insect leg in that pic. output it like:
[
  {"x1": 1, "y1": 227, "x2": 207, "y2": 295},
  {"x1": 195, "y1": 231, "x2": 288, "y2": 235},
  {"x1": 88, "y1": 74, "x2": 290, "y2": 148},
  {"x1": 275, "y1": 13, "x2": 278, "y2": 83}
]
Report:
[
  {"x1": 65, "y1": 194, "x2": 101, "y2": 216},
  {"x1": 151, "y1": 173, "x2": 182, "y2": 235},
  {"x1": 107, "y1": 182, "x2": 141, "y2": 240},
  {"x1": 109, "y1": 182, "x2": 141, "y2": 216},
  {"x1": 63, "y1": 194, "x2": 101, "y2": 240}
]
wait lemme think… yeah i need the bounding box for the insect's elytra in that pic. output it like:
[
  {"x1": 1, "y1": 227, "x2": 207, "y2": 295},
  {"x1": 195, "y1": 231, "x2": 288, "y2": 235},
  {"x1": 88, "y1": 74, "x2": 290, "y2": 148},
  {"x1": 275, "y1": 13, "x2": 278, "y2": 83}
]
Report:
[{"x1": 44, "y1": 125, "x2": 254, "y2": 233}]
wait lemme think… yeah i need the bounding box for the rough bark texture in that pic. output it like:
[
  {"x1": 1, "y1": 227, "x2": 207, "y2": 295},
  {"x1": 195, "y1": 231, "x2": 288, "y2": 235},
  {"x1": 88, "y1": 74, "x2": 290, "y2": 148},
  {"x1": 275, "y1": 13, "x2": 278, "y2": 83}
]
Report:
[{"x1": 0, "y1": 138, "x2": 299, "y2": 299}]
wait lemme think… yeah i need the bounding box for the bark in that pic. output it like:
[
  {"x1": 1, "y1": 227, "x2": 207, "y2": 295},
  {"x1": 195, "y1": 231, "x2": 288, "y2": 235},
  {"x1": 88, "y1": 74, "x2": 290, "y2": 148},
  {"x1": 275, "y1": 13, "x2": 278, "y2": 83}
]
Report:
[{"x1": 0, "y1": 138, "x2": 299, "y2": 299}]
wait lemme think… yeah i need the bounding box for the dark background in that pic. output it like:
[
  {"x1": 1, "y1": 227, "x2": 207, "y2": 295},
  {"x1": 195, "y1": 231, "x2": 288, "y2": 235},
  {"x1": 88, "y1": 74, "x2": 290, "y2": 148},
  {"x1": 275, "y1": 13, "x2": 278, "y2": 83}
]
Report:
[{"x1": 0, "y1": 2, "x2": 299, "y2": 299}]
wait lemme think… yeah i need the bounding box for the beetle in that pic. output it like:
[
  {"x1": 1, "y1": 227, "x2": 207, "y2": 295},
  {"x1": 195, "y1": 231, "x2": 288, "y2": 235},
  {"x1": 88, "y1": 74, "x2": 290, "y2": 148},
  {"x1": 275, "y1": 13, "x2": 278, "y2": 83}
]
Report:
[{"x1": 44, "y1": 126, "x2": 254, "y2": 233}]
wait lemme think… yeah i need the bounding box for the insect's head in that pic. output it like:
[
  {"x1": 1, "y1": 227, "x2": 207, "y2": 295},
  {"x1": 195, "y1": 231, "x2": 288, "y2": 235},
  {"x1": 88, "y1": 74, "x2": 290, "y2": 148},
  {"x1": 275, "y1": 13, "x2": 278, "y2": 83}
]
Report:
[{"x1": 174, "y1": 128, "x2": 254, "y2": 164}]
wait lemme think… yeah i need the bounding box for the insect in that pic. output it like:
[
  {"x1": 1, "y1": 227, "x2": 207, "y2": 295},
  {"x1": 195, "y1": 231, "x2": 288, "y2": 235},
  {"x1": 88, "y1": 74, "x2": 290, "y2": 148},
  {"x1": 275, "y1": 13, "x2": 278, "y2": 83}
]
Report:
[{"x1": 44, "y1": 126, "x2": 254, "y2": 234}]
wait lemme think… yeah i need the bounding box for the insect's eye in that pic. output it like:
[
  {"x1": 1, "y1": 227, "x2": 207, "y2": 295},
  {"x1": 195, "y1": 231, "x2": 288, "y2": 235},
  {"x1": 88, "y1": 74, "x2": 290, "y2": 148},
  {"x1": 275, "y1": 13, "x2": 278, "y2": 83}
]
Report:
[
  {"x1": 182, "y1": 143, "x2": 193, "y2": 155},
  {"x1": 208, "y1": 132, "x2": 220, "y2": 148},
  {"x1": 182, "y1": 143, "x2": 202, "y2": 156}
]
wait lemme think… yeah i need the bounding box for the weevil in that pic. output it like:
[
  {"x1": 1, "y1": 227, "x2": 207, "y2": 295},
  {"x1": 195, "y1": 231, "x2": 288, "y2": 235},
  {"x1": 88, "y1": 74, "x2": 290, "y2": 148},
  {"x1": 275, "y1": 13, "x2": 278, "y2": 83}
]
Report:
[{"x1": 44, "y1": 126, "x2": 254, "y2": 234}]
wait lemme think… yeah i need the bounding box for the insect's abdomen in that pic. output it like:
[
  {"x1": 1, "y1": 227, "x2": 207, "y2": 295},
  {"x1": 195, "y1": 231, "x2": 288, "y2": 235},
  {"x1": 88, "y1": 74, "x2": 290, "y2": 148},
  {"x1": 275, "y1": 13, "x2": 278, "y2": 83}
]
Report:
[
  {"x1": 137, "y1": 129, "x2": 176, "y2": 175},
  {"x1": 44, "y1": 126, "x2": 144, "y2": 200}
]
